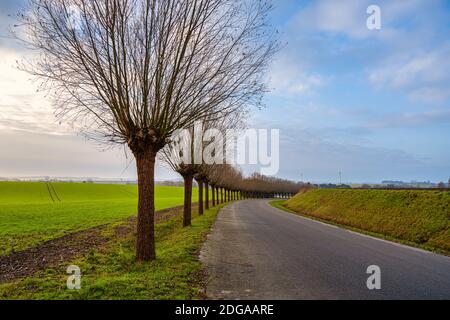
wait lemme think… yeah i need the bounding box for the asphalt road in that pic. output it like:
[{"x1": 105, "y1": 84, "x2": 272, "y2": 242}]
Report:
[{"x1": 200, "y1": 200, "x2": 450, "y2": 300}]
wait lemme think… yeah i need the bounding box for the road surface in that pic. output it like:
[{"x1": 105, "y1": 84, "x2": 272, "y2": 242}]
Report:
[{"x1": 200, "y1": 200, "x2": 450, "y2": 300}]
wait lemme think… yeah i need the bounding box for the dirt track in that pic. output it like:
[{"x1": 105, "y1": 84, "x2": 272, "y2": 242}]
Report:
[{"x1": 0, "y1": 205, "x2": 187, "y2": 283}]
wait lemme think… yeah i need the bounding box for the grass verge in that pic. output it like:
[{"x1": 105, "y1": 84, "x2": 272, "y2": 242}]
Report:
[
  {"x1": 0, "y1": 205, "x2": 223, "y2": 300},
  {"x1": 270, "y1": 189, "x2": 450, "y2": 256}
]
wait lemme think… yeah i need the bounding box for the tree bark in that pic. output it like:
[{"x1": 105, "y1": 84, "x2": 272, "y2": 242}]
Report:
[
  {"x1": 197, "y1": 179, "x2": 204, "y2": 216},
  {"x1": 205, "y1": 182, "x2": 210, "y2": 210},
  {"x1": 183, "y1": 175, "x2": 194, "y2": 227},
  {"x1": 135, "y1": 149, "x2": 156, "y2": 262},
  {"x1": 212, "y1": 184, "x2": 216, "y2": 206},
  {"x1": 217, "y1": 187, "x2": 220, "y2": 204},
  {"x1": 218, "y1": 187, "x2": 221, "y2": 203},
  {"x1": 216, "y1": 188, "x2": 219, "y2": 203}
]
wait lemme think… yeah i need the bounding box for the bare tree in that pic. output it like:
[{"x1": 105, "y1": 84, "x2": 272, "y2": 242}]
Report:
[
  {"x1": 18, "y1": 0, "x2": 278, "y2": 261},
  {"x1": 159, "y1": 126, "x2": 200, "y2": 227},
  {"x1": 195, "y1": 165, "x2": 211, "y2": 213},
  {"x1": 159, "y1": 113, "x2": 242, "y2": 226},
  {"x1": 196, "y1": 113, "x2": 244, "y2": 213}
]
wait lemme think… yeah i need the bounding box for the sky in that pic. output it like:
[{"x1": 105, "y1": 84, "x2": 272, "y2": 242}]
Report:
[{"x1": 0, "y1": 0, "x2": 449, "y2": 183}]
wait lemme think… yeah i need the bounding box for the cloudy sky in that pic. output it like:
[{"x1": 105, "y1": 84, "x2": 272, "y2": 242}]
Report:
[{"x1": 1, "y1": 0, "x2": 449, "y2": 183}]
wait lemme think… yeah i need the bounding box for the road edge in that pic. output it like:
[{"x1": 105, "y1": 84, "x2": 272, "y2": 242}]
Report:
[{"x1": 269, "y1": 200, "x2": 450, "y2": 257}]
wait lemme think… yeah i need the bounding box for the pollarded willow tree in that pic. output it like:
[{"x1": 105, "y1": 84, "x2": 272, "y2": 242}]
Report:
[
  {"x1": 159, "y1": 112, "x2": 243, "y2": 227},
  {"x1": 159, "y1": 125, "x2": 201, "y2": 227},
  {"x1": 17, "y1": 0, "x2": 278, "y2": 261}
]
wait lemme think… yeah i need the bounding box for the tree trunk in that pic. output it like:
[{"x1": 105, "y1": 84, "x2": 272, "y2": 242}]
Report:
[
  {"x1": 135, "y1": 149, "x2": 156, "y2": 262},
  {"x1": 218, "y1": 187, "x2": 221, "y2": 204},
  {"x1": 183, "y1": 175, "x2": 193, "y2": 227},
  {"x1": 212, "y1": 185, "x2": 216, "y2": 206},
  {"x1": 197, "y1": 179, "x2": 204, "y2": 216},
  {"x1": 205, "y1": 182, "x2": 210, "y2": 210}
]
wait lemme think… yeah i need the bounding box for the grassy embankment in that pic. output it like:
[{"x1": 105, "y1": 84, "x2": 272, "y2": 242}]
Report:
[
  {"x1": 0, "y1": 204, "x2": 222, "y2": 299},
  {"x1": 0, "y1": 182, "x2": 199, "y2": 255},
  {"x1": 272, "y1": 189, "x2": 450, "y2": 254}
]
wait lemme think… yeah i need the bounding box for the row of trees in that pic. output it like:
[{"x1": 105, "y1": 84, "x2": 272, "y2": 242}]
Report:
[
  {"x1": 19, "y1": 0, "x2": 280, "y2": 261},
  {"x1": 158, "y1": 159, "x2": 306, "y2": 228}
]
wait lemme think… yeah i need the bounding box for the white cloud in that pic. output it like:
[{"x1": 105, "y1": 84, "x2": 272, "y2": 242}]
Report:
[
  {"x1": 292, "y1": 0, "x2": 431, "y2": 40},
  {"x1": 271, "y1": 0, "x2": 448, "y2": 101},
  {"x1": 358, "y1": 109, "x2": 450, "y2": 130},
  {"x1": 294, "y1": 0, "x2": 370, "y2": 39},
  {"x1": 408, "y1": 88, "x2": 450, "y2": 104},
  {"x1": 0, "y1": 48, "x2": 72, "y2": 135},
  {"x1": 369, "y1": 44, "x2": 450, "y2": 103},
  {"x1": 268, "y1": 53, "x2": 328, "y2": 97}
]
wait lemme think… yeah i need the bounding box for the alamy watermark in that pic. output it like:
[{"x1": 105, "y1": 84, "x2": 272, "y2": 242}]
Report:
[
  {"x1": 67, "y1": 265, "x2": 81, "y2": 290},
  {"x1": 367, "y1": 5, "x2": 382, "y2": 30},
  {"x1": 366, "y1": 265, "x2": 381, "y2": 290},
  {"x1": 170, "y1": 121, "x2": 280, "y2": 176}
]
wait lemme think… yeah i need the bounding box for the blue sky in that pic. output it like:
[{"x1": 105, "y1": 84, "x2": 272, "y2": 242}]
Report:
[
  {"x1": 257, "y1": 0, "x2": 450, "y2": 183},
  {"x1": 0, "y1": 0, "x2": 449, "y2": 183}
]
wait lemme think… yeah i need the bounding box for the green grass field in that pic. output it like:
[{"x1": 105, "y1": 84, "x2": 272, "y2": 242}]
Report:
[
  {"x1": 278, "y1": 189, "x2": 450, "y2": 254},
  {"x1": 0, "y1": 205, "x2": 222, "y2": 299},
  {"x1": 0, "y1": 182, "x2": 197, "y2": 256}
]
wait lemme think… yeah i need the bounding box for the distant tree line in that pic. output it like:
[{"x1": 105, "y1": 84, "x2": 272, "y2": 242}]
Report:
[{"x1": 316, "y1": 184, "x2": 351, "y2": 189}]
